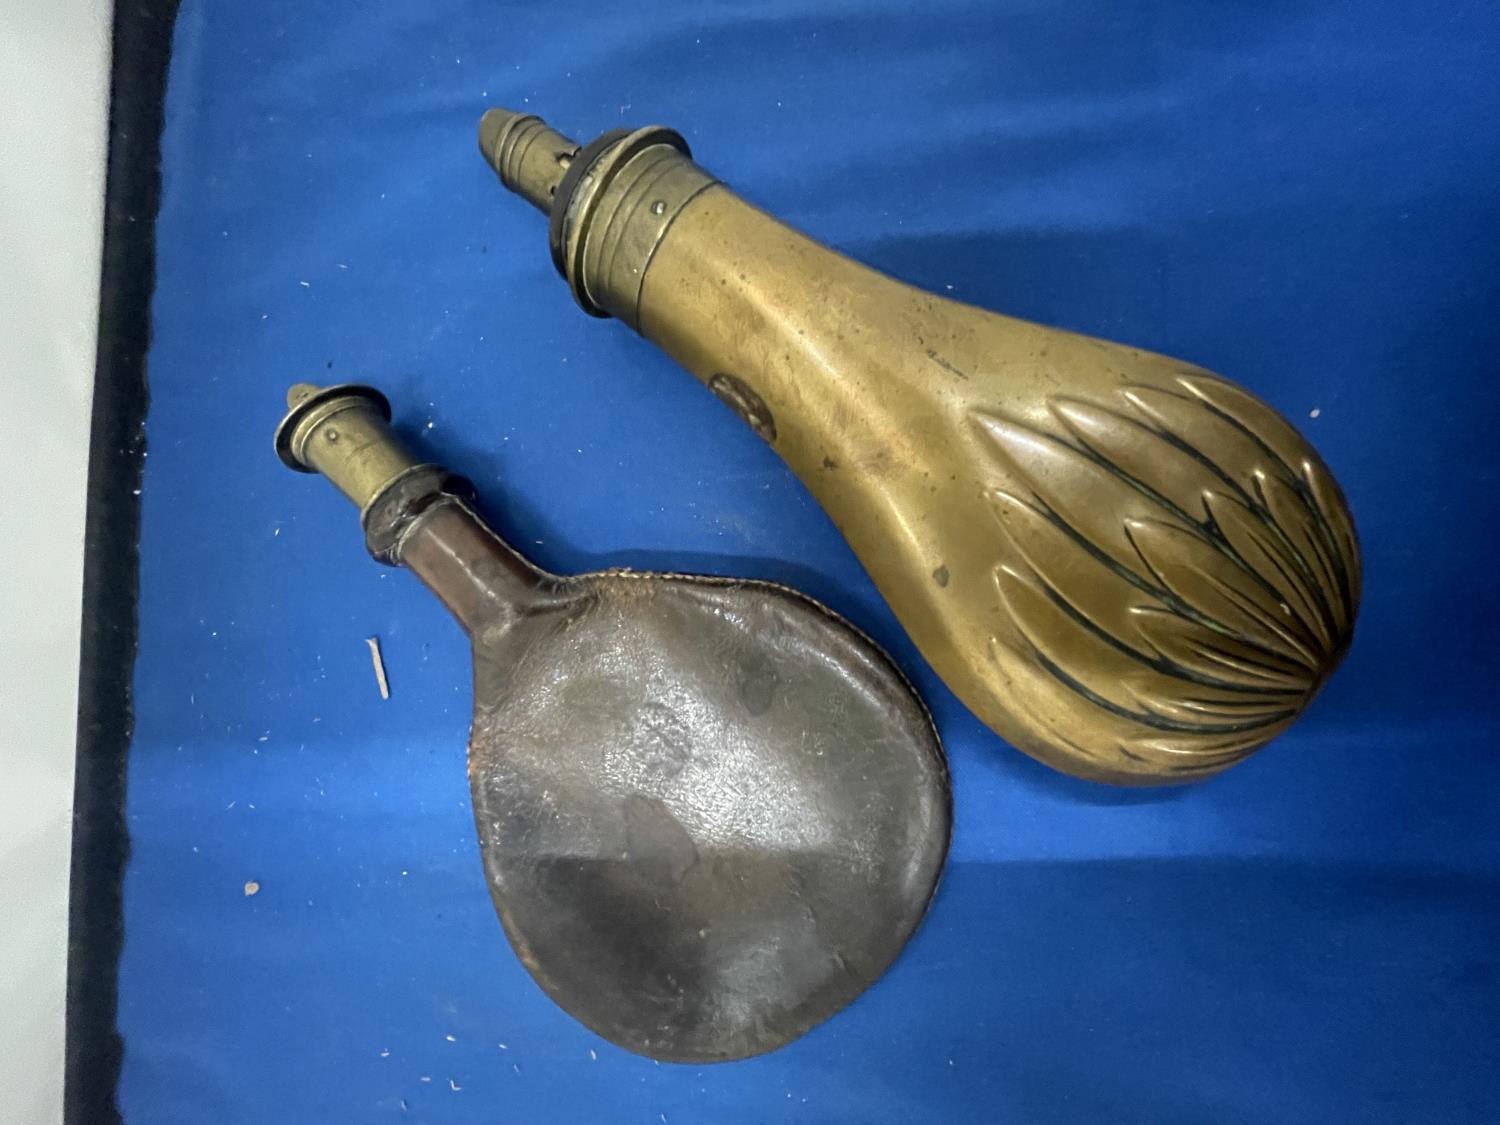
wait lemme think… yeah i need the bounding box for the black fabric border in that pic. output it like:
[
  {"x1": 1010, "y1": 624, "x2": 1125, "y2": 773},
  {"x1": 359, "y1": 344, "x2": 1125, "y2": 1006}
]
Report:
[{"x1": 65, "y1": 2, "x2": 180, "y2": 1121}]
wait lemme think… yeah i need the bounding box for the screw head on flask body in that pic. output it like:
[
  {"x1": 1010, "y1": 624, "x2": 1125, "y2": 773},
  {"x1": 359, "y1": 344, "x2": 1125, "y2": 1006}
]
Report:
[{"x1": 478, "y1": 108, "x2": 1361, "y2": 785}]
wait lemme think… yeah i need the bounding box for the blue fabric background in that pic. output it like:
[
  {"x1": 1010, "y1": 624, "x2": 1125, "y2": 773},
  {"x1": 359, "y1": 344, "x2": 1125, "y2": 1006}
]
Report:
[{"x1": 120, "y1": 1, "x2": 1499, "y2": 1121}]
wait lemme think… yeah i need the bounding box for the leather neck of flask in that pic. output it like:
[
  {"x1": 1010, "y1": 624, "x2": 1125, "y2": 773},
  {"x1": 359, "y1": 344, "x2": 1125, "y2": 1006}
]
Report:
[
  {"x1": 277, "y1": 382, "x2": 548, "y2": 637},
  {"x1": 357, "y1": 465, "x2": 549, "y2": 635},
  {"x1": 387, "y1": 496, "x2": 548, "y2": 637}
]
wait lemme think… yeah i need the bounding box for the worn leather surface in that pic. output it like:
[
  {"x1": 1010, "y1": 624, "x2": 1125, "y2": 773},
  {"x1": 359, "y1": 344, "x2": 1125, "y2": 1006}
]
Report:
[{"x1": 467, "y1": 571, "x2": 948, "y2": 1062}]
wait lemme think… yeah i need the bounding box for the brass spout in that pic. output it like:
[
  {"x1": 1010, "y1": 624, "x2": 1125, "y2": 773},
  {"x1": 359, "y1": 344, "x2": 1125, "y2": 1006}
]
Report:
[
  {"x1": 478, "y1": 108, "x2": 1361, "y2": 785},
  {"x1": 478, "y1": 109, "x2": 580, "y2": 214}
]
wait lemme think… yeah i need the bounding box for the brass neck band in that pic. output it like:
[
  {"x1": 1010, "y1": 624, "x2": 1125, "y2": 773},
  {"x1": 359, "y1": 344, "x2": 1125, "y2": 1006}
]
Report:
[
  {"x1": 479, "y1": 110, "x2": 717, "y2": 329},
  {"x1": 552, "y1": 128, "x2": 716, "y2": 328}
]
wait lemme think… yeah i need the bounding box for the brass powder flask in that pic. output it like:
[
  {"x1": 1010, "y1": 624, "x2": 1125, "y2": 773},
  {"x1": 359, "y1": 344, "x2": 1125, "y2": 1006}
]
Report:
[
  {"x1": 276, "y1": 383, "x2": 950, "y2": 1062},
  {"x1": 478, "y1": 109, "x2": 1361, "y2": 786}
]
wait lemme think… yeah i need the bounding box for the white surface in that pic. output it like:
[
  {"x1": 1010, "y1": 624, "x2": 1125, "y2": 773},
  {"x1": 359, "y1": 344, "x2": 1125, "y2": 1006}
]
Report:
[{"x1": 0, "y1": 2, "x2": 113, "y2": 1123}]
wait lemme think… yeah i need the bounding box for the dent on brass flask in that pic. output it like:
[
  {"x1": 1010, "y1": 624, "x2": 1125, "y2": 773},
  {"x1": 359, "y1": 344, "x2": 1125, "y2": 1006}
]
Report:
[
  {"x1": 275, "y1": 383, "x2": 950, "y2": 1062},
  {"x1": 477, "y1": 108, "x2": 1361, "y2": 786}
]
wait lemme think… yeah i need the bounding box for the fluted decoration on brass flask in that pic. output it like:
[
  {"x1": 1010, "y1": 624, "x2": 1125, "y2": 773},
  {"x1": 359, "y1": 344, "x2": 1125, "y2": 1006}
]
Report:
[{"x1": 477, "y1": 108, "x2": 1361, "y2": 785}]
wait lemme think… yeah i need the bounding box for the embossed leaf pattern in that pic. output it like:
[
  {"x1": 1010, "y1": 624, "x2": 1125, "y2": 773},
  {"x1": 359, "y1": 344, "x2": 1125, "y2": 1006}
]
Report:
[{"x1": 973, "y1": 372, "x2": 1359, "y2": 774}]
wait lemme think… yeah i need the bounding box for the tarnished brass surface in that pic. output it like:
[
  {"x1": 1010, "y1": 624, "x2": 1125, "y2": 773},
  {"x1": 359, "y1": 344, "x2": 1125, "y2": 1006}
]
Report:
[
  {"x1": 276, "y1": 384, "x2": 950, "y2": 1062},
  {"x1": 277, "y1": 383, "x2": 420, "y2": 508},
  {"x1": 478, "y1": 108, "x2": 1362, "y2": 786}
]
